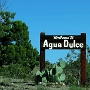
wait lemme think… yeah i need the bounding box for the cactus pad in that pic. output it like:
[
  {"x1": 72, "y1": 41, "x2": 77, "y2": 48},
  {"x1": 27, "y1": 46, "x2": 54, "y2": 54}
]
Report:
[
  {"x1": 56, "y1": 66, "x2": 63, "y2": 74},
  {"x1": 60, "y1": 73, "x2": 65, "y2": 81},
  {"x1": 50, "y1": 69, "x2": 52, "y2": 75},
  {"x1": 60, "y1": 60, "x2": 66, "y2": 68},
  {"x1": 36, "y1": 71, "x2": 41, "y2": 76},
  {"x1": 42, "y1": 77, "x2": 47, "y2": 83}
]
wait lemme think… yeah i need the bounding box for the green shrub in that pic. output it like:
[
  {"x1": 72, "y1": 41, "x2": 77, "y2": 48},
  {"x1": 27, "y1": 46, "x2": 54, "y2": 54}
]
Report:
[
  {"x1": 68, "y1": 85, "x2": 84, "y2": 90},
  {"x1": 0, "y1": 66, "x2": 11, "y2": 77},
  {"x1": 0, "y1": 63, "x2": 32, "y2": 79},
  {"x1": 35, "y1": 60, "x2": 66, "y2": 86}
]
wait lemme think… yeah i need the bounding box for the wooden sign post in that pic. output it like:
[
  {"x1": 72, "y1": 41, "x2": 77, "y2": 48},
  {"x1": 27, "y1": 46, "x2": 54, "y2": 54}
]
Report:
[{"x1": 40, "y1": 32, "x2": 86, "y2": 87}]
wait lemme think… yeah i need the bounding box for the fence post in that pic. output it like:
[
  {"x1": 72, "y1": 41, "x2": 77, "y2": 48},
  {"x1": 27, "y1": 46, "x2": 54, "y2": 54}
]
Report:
[
  {"x1": 80, "y1": 33, "x2": 86, "y2": 87},
  {"x1": 40, "y1": 32, "x2": 45, "y2": 71}
]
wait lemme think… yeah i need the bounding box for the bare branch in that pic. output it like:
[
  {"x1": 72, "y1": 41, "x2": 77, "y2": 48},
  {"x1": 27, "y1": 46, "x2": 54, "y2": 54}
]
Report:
[
  {"x1": 0, "y1": 0, "x2": 12, "y2": 23},
  {"x1": 0, "y1": 0, "x2": 12, "y2": 12}
]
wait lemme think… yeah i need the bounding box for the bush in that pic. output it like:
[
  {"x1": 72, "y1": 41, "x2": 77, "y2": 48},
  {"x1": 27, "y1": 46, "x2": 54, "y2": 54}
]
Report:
[
  {"x1": 68, "y1": 85, "x2": 84, "y2": 90},
  {"x1": 0, "y1": 63, "x2": 32, "y2": 79},
  {"x1": 0, "y1": 66, "x2": 11, "y2": 77}
]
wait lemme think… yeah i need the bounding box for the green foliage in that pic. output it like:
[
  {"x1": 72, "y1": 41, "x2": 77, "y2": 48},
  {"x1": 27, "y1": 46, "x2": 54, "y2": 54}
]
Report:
[
  {"x1": 64, "y1": 49, "x2": 90, "y2": 86},
  {"x1": 45, "y1": 60, "x2": 52, "y2": 70},
  {"x1": 50, "y1": 69, "x2": 52, "y2": 75},
  {"x1": 42, "y1": 77, "x2": 47, "y2": 83},
  {"x1": 36, "y1": 71, "x2": 41, "y2": 76},
  {"x1": 0, "y1": 11, "x2": 15, "y2": 45},
  {"x1": 8, "y1": 63, "x2": 28, "y2": 78},
  {"x1": 0, "y1": 65, "x2": 11, "y2": 77},
  {"x1": 68, "y1": 85, "x2": 83, "y2": 90},
  {"x1": 60, "y1": 60, "x2": 66, "y2": 68},
  {"x1": 0, "y1": 10, "x2": 90, "y2": 88},
  {"x1": 52, "y1": 68, "x2": 56, "y2": 75},
  {"x1": 56, "y1": 66, "x2": 63, "y2": 74},
  {"x1": 0, "y1": 11, "x2": 40, "y2": 71},
  {"x1": 35, "y1": 60, "x2": 66, "y2": 85},
  {"x1": 54, "y1": 74, "x2": 59, "y2": 82},
  {"x1": 0, "y1": 63, "x2": 31, "y2": 79},
  {"x1": 35, "y1": 48, "x2": 90, "y2": 87},
  {"x1": 60, "y1": 73, "x2": 65, "y2": 81}
]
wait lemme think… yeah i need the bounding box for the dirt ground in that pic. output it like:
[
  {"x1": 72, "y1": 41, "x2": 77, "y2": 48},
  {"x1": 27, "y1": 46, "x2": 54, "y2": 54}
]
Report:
[
  {"x1": 0, "y1": 77, "x2": 70, "y2": 90},
  {"x1": 0, "y1": 81, "x2": 70, "y2": 90},
  {"x1": 0, "y1": 77, "x2": 89, "y2": 90}
]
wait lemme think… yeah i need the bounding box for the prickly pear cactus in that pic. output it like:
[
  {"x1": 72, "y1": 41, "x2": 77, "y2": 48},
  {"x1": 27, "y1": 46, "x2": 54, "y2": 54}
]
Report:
[
  {"x1": 60, "y1": 60, "x2": 66, "y2": 68},
  {"x1": 50, "y1": 69, "x2": 52, "y2": 75},
  {"x1": 56, "y1": 66, "x2": 63, "y2": 74},
  {"x1": 35, "y1": 60, "x2": 66, "y2": 85},
  {"x1": 42, "y1": 77, "x2": 47, "y2": 83},
  {"x1": 51, "y1": 60, "x2": 66, "y2": 83},
  {"x1": 35, "y1": 70, "x2": 42, "y2": 85},
  {"x1": 60, "y1": 73, "x2": 65, "y2": 81},
  {"x1": 36, "y1": 71, "x2": 41, "y2": 76}
]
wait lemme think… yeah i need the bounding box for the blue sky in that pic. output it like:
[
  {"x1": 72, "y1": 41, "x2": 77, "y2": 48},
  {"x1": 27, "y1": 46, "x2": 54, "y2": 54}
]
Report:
[{"x1": 6, "y1": 0, "x2": 90, "y2": 63}]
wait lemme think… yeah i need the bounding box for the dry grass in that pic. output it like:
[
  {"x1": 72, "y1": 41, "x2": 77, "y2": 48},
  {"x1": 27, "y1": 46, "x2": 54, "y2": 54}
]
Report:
[
  {"x1": 0, "y1": 76, "x2": 89, "y2": 90},
  {"x1": 0, "y1": 66, "x2": 90, "y2": 90}
]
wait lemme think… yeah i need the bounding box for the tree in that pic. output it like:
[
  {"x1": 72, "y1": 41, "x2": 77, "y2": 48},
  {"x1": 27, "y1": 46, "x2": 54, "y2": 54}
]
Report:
[
  {"x1": 0, "y1": 11, "x2": 15, "y2": 45},
  {"x1": 0, "y1": 11, "x2": 40, "y2": 70},
  {"x1": 0, "y1": 0, "x2": 12, "y2": 23},
  {"x1": 11, "y1": 20, "x2": 29, "y2": 45},
  {"x1": 63, "y1": 48, "x2": 90, "y2": 86},
  {"x1": 0, "y1": 1, "x2": 40, "y2": 79}
]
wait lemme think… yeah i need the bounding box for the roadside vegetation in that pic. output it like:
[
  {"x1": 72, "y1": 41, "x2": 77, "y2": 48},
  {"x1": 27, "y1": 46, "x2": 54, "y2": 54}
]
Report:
[{"x1": 0, "y1": 1, "x2": 90, "y2": 90}]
